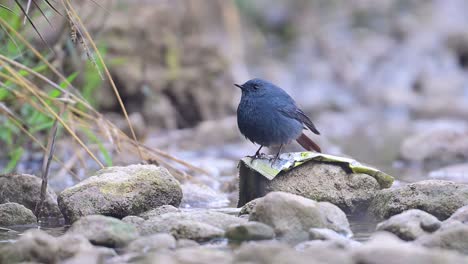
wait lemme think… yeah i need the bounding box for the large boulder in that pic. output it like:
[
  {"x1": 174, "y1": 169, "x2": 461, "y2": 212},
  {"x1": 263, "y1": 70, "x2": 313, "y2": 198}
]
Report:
[
  {"x1": 0, "y1": 174, "x2": 61, "y2": 217},
  {"x1": 238, "y1": 162, "x2": 382, "y2": 213},
  {"x1": 369, "y1": 180, "x2": 468, "y2": 220},
  {"x1": 0, "y1": 202, "x2": 37, "y2": 226},
  {"x1": 376, "y1": 209, "x2": 441, "y2": 241},
  {"x1": 249, "y1": 192, "x2": 352, "y2": 244},
  {"x1": 66, "y1": 215, "x2": 139, "y2": 248},
  {"x1": 58, "y1": 165, "x2": 182, "y2": 222}
]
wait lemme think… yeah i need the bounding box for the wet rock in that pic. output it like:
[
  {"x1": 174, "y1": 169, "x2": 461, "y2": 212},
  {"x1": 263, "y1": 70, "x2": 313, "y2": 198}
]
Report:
[
  {"x1": 399, "y1": 128, "x2": 468, "y2": 169},
  {"x1": 141, "y1": 210, "x2": 246, "y2": 232},
  {"x1": 66, "y1": 215, "x2": 139, "y2": 248},
  {"x1": 61, "y1": 247, "x2": 116, "y2": 264},
  {"x1": 249, "y1": 192, "x2": 352, "y2": 244},
  {"x1": 125, "y1": 233, "x2": 176, "y2": 253},
  {"x1": 0, "y1": 202, "x2": 36, "y2": 226},
  {"x1": 304, "y1": 228, "x2": 360, "y2": 249},
  {"x1": 172, "y1": 247, "x2": 233, "y2": 264},
  {"x1": 58, "y1": 165, "x2": 182, "y2": 223},
  {"x1": 235, "y1": 240, "x2": 351, "y2": 264},
  {"x1": 0, "y1": 229, "x2": 59, "y2": 264},
  {"x1": 0, "y1": 174, "x2": 61, "y2": 217},
  {"x1": 376, "y1": 209, "x2": 441, "y2": 241},
  {"x1": 416, "y1": 225, "x2": 468, "y2": 254},
  {"x1": 238, "y1": 162, "x2": 382, "y2": 213},
  {"x1": 56, "y1": 234, "x2": 95, "y2": 260},
  {"x1": 370, "y1": 180, "x2": 468, "y2": 220},
  {"x1": 139, "y1": 205, "x2": 180, "y2": 220},
  {"x1": 429, "y1": 163, "x2": 468, "y2": 183},
  {"x1": 352, "y1": 232, "x2": 468, "y2": 264},
  {"x1": 225, "y1": 221, "x2": 275, "y2": 241},
  {"x1": 176, "y1": 239, "x2": 199, "y2": 248}
]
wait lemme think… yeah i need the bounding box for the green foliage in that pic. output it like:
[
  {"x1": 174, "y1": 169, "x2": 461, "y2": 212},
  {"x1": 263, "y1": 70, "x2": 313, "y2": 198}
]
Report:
[{"x1": 0, "y1": 5, "x2": 112, "y2": 173}]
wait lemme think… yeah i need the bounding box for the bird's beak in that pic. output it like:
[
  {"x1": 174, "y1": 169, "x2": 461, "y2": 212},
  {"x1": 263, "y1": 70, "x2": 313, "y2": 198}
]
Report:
[{"x1": 234, "y1": 84, "x2": 243, "y2": 90}]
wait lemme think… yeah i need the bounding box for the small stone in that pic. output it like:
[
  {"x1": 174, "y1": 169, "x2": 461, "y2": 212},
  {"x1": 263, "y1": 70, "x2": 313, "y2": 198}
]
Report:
[
  {"x1": 249, "y1": 192, "x2": 352, "y2": 244},
  {"x1": 226, "y1": 221, "x2": 275, "y2": 241},
  {"x1": 0, "y1": 202, "x2": 36, "y2": 226},
  {"x1": 66, "y1": 215, "x2": 139, "y2": 248},
  {"x1": 376, "y1": 209, "x2": 441, "y2": 240}
]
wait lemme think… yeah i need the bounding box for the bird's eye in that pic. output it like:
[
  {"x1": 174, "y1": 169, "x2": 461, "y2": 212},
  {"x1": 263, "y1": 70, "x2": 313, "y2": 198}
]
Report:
[{"x1": 253, "y1": 84, "x2": 260, "y2": 89}]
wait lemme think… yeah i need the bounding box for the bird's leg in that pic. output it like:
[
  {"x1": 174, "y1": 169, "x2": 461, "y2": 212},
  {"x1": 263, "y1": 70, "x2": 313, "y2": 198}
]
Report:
[
  {"x1": 254, "y1": 145, "x2": 263, "y2": 157},
  {"x1": 271, "y1": 144, "x2": 283, "y2": 165}
]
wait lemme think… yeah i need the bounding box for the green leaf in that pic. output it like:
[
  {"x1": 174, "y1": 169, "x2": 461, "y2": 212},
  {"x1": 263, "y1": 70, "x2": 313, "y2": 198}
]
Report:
[
  {"x1": 60, "y1": 72, "x2": 79, "y2": 89},
  {"x1": 0, "y1": 87, "x2": 10, "y2": 100}
]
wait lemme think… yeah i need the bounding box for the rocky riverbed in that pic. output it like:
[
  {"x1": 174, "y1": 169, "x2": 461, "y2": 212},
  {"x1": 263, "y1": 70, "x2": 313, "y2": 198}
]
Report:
[{"x1": 1, "y1": 159, "x2": 468, "y2": 263}]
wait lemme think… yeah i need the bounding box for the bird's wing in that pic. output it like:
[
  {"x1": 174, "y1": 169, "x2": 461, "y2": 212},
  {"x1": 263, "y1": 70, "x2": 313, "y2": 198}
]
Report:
[{"x1": 278, "y1": 107, "x2": 320, "y2": 135}]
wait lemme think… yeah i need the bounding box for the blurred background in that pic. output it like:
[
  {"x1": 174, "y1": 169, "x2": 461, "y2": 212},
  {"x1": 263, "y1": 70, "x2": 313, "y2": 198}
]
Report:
[{"x1": 2, "y1": 0, "x2": 468, "y2": 207}]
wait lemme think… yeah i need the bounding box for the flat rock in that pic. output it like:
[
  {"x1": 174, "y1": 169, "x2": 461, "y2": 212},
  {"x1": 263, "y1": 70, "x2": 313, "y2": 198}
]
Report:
[
  {"x1": 141, "y1": 210, "x2": 246, "y2": 231},
  {"x1": 369, "y1": 180, "x2": 468, "y2": 220},
  {"x1": 58, "y1": 165, "x2": 182, "y2": 223},
  {"x1": 249, "y1": 192, "x2": 352, "y2": 244},
  {"x1": 66, "y1": 215, "x2": 139, "y2": 248},
  {"x1": 0, "y1": 202, "x2": 36, "y2": 226},
  {"x1": 376, "y1": 209, "x2": 441, "y2": 241},
  {"x1": 0, "y1": 174, "x2": 61, "y2": 217}
]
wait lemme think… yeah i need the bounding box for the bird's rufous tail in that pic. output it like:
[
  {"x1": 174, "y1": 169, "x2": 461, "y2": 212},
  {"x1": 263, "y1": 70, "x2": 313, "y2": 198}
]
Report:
[{"x1": 296, "y1": 133, "x2": 321, "y2": 153}]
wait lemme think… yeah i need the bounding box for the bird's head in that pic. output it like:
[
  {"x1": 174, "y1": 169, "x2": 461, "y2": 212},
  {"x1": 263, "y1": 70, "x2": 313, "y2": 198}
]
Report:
[{"x1": 234, "y1": 78, "x2": 271, "y2": 96}]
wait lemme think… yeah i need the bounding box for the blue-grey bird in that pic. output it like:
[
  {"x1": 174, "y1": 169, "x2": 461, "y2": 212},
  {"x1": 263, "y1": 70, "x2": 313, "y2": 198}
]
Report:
[{"x1": 235, "y1": 78, "x2": 321, "y2": 159}]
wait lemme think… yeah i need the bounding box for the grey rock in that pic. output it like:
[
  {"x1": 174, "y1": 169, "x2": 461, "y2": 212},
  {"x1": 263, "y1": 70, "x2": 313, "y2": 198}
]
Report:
[
  {"x1": 225, "y1": 221, "x2": 275, "y2": 241},
  {"x1": 400, "y1": 128, "x2": 468, "y2": 169},
  {"x1": 446, "y1": 204, "x2": 468, "y2": 223},
  {"x1": 209, "y1": 207, "x2": 242, "y2": 216},
  {"x1": 0, "y1": 203, "x2": 36, "y2": 226},
  {"x1": 0, "y1": 174, "x2": 61, "y2": 217},
  {"x1": 416, "y1": 225, "x2": 468, "y2": 254},
  {"x1": 56, "y1": 234, "x2": 95, "y2": 260},
  {"x1": 239, "y1": 199, "x2": 258, "y2": 216},
  {"x1": 122, "y1": 215, "x2": 145, "y2": 227},
  {"x1": 370, "y1": 180, "x2": 468, "y2": 220},
  {"x1": 376, "y1": 209, "x2": 441, "y2": 241},
  {"x1": 0, "y1": 229, "x2": 59, "y2": 264},
  {"x1": 66, "y1": 215, "x2": 139, "y2": 248},
  {"x1": 141, "y1": 210, "x2": 246, "y2": 231},
  {"x1": 239, "y1": 162, "x2": 381, "y2": 213},
  {"x1": 139, "y1": 205, "x2": 180, "y2": 220},
  {"x1": 176, "y1": 239, "x2": 199, "y2": 248},
  {"x1": 352, "y1": 232, "x2": 468, "y2": 264},
  {"x1": 125, "y1": 233, "x2": 176, "y2": 253},
  {"x1": 249, "y1": 192, "x2": 352, "y2": 244},
  {"x1": 58, "y1": 165, "x2": 182, "y2": 223}
]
